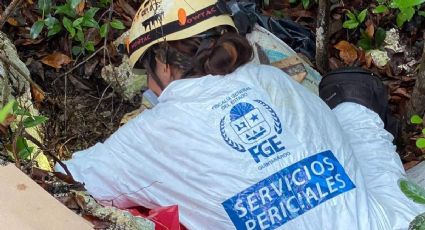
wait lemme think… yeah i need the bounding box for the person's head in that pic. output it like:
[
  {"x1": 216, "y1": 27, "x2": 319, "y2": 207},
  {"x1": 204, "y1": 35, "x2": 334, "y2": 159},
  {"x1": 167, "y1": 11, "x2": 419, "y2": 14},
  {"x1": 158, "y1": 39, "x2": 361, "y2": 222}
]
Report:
[{"x1": 128, "y1": 0, "x2": 253, "y2": 95}]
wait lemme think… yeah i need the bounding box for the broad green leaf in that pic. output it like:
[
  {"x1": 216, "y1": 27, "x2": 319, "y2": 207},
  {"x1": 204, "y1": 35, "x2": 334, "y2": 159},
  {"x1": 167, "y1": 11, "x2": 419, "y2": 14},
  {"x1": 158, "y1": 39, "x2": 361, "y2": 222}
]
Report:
[
  {"x1": 422, "y1": 128, "x2": 425, "y2": 135},
  {"x1": 85, "y1": 41, "x2": 95, "y2": 52},
  {"x1": 0, "y1": 100, "x2": 15, "y2": 123},
  {"x1": 100, "y1": 23, "x2": 109, "y2": 38},
  {"x1": 301, "y1": 0, "x2": 310, "y2": 9},
  {"x1": 375, "y1": 27, "x2": 387, "y2": 47},
  {"x1": 84, "y1": 7, "x2": 99, "y2": 18},
  {"x1": 23, "y1": 116, "x2": 48, "y2": 128},
  {"x1": 358, "y1": 38, "x2": 373, "y2": 50},
  {"x1": 16, "y1": 137, "x2": 33, "y2": 160},
  {"x1": 38, "y1": 0, "x2": 52, "y2": 15},
  {"x1": 45, "y1": 16, "x2": 62, "y2": 36},
  {"x1": 410, "y1": 213, "x2": 425, "y2": 230},
  {"x1": 73, "y1": 17, "x2": 84, "y2": 27},
  {"x1": 419, "y1": 11, "x2": 425, "y2": 17},
  {"x1": 396, "y1": 7, "x2": 415, "y2": 27},
  {"x1": 417, "y1": 138, "x2": 425, "y2": 149},
  {"x1": 55, "y1": 3, "x2": 76, "y2": 18},
  {"x1": 390, "y1": 0, "x2": 425, "y2": 9},
  {"x1": 411, "y1": 115, "x2": 424, "y2": 124},
  {"x1": 30, "y1": 20, "x2": 45, "y2": 39},
  {"x1": 71, "y1": 0, "x2": 82, "y2": 9},
  {"x1": 72, "y1": 45, "x2": 83, "y2": 55},
  {"x1": 47, "y1": 22, "x2": 62, "y2": 37},
  {"x1": 63, "y1": 17, "x2": 75, "y2": 37},
  {"x1": 346, "y1": 11, "x2": 357, "y2": 21},
  {"x1": 14, "y1": 108, "x2": 31, "y2": 116},
  {"x1": 110, "y1": 19, "x2": 125, "y2": 30},
  {"x1": 357, "y1": 9, "x2": 368, "y2": 23},
  {"x1": 81, "y1": 17, "x2": 99, "y2": 28},
  {"x1": 373, "y1": 5, "x2": 389, "y2": 13},
  {"x1": 399, "y1": 179, "x2": 425, "y2": 204},
  {"x1": 343, "y1": 20, "x2": 359, "y2": 29},
  {"x1": 76, "y1": 29, "x2": 84, "y2": 42}
]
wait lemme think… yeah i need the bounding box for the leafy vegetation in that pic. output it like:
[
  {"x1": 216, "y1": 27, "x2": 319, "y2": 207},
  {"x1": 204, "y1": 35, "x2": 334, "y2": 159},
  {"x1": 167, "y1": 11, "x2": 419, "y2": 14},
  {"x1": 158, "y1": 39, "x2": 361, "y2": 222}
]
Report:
[
  {"x1": 30, "y1": 0, "x2": 125, "y2": 56},
  {"x1": 343, "y1": 9, "x2": 368, "y2": 29},
  {"x1": 411, "y1": 115, "x2": 425, "y2": 149}
]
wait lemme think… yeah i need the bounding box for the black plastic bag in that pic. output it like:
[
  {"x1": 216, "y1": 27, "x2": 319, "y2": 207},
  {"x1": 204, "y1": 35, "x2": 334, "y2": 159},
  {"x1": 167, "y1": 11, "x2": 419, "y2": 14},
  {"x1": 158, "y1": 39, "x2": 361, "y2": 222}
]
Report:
[{"x1": 229, "y1": 1, "x2": 316, "y2": 61}]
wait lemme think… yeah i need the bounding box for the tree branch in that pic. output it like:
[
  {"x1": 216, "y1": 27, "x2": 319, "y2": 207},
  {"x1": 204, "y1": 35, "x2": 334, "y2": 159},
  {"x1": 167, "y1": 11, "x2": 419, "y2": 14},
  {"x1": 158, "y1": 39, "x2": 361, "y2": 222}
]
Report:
[
  {"x1": 315, "y1": 0, "x2": 330, "y2": 74},
  {"x1": 0, "y1": 0, "x2": 24, "y2": 30}
]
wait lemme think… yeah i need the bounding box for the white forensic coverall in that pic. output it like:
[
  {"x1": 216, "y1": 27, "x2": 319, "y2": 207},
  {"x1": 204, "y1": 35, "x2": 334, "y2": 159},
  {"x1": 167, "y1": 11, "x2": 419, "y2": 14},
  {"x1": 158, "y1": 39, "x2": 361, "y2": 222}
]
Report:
[{"x1": 56, "y1": 63, "x2": 424, "y2": 229}]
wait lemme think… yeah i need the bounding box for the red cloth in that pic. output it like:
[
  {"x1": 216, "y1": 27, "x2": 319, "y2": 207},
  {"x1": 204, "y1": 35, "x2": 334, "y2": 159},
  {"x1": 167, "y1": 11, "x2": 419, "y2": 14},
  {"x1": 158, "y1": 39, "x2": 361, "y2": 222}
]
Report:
[{"x1": 128, "y1": 205, "x2": 187, "y2": 230}]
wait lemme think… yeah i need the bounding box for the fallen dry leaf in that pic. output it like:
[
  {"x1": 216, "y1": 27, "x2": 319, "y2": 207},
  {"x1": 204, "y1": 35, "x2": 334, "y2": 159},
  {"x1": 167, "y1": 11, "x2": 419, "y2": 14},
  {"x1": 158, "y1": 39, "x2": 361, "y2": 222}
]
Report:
[
  {"x1": 77, "y1": 0, "x2": 86, "y2": 15},
  {"x1": 7, "y1": 18, "x2": 19, "y2": 26},
  {"x1": 365, "y1": 20, "x2": 375, "y2": 38},
  {"x1": 334, "y1": 40, "x2": 358, "y2": 64},
  {"x1": 31, "y1": 84, "x2": 46, "y2": 103},
  {"x1": 41, "y1": 52, "x2": 72, "y2": 69},
  {"x1": 365, "y1": 52, "x2": 373, "y2": 68}
]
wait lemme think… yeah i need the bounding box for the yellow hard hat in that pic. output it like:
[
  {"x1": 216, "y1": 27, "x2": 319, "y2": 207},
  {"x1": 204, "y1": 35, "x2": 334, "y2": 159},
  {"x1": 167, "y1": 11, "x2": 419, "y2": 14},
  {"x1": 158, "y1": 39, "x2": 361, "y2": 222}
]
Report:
[{"x1": 128, "y1": 0, "x2": 236, "y2": 72}]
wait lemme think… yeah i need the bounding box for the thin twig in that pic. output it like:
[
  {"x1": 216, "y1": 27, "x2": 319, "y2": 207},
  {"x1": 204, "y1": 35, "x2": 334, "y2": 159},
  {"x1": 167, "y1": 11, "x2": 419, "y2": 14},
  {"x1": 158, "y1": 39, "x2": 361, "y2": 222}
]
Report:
[
  {"x1": 0, "y1": 0, "x2": 24, "y2": 30},
  {"x1": 103, "y1": 1, "x2": 114, "y2": 64},
  {"x1": 23, "y1": 131, "x2": 74, "y2": 180},
  {"x1": 94, "y1": 83, "x2": 112, "y2": 112},
  {"x1": 0, "y1": 52, "x2": 44, "y2": 94},
  {"x1": 53, "y1": 46, "x2": 105, "y2": 84},
  {"x1": 64, "y1": 73, "x2": 68, "y2": 134}
]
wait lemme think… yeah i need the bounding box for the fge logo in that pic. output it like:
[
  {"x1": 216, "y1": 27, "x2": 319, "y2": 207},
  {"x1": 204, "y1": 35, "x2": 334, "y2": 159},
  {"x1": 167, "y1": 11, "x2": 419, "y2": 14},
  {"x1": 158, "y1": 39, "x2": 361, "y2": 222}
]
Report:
[{"x1": 220, "y1": 100, "x2": 285, "y2": 163}]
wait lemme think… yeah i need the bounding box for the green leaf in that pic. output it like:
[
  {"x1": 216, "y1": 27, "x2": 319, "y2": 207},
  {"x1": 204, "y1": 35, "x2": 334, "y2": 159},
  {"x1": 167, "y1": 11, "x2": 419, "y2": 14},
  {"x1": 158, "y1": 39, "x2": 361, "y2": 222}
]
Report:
[
  {"x1": 30, "y1": 20, "x2": 45, "y2": 39},
  {"x1": 72, "y1": 17, "x2": 84, "y2": 27},
  {"x1": 63, "y1": 17, "x2": 75, "y2": 37},
  {"x1": 373, "y1": 5, "x2": 389, "y2": 14},
  {"x1": 45, "y1": 16, "x2": 62, "y2": 37},
  {"x1": 390, "y1": 0, "x2": 425, "y2": 9},
  {"x1": 14, "y1": 108, "x2": 32, "y2": 116},
  {"x1": 301, "y1": 0, "x2": 310, "y2": 9},
  {"x1": 84, "y1": 7, "x2": 99, "y2": 18},
  {"x1": 76, "y1": 29, "x2": 84, "y2": 42},
  {"x1": 71, "y1": 0, "x2": 82, "y2": 9},
  {"x1": 81, "y1": 17, "x2": 99, "y2": 28},
  {"x1": 38, "y1": 0, "x2": 52, "y2": 15},
  {"x1": 357, "y1": 9, "x2": 368, "y2": 23},
  {"x1": 403, "y1": 7, "x2": 416, "y2": 21},
  {"x1": 375, "y1": 27, "x2": 387, "y2": 47},
  {"x1": 343, "y1": 20, "x2": 359, "y2": 29},
  {"x1": 419, "y1": 11, "x2": 425, "y2": 17},
  {"x1": 422, "y1": 128, "x2": 425, "y2": 135},
  {"x1": 358, "y1": 37, "x2": 373, "y2": 50},
  {"x1": 47, "y1": 22, "x2": 62, "y2": 37},
  {"x1": 23, "y1": 116, "x2": 48, "y2": 128},
  {"x1": 411, "y1": 115, "x2": 424, "y2": 124},
  {"x1": 100, "y1": 23, "x2": 109, "y2": 38},
  {"x1": 399, "y1": 179, "x2": 425, "y2": 204},
  {"x1": 346, "y1": 11, "x2": 357, "y2": 21},
  {"x1": 55, "y1": 3, "x2": 76, "y2": 18},
  {"x1": 85, "y1": 41, "x2": 95, "y2": 52},
  {"x1": 16, "y1": 137, "x2": 33, "y2": 160},
  {"x1": 417, "y1": 138, "x2": 425, "y2": 149},
  {"x1": 0, "y1": 100, "x2": 15, "y2": 123},
  {"x1": 110, "y1": 19, "x2": 125, "y2": 30},
  {"x1": 72, "y1": 45, "x2": 83, "y2": 55}
]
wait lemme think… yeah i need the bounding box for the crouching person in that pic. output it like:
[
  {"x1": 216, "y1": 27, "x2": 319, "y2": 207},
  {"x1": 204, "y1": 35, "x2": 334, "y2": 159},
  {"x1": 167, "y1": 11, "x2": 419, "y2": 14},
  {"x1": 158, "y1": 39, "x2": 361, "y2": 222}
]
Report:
[{"x1": 56, "y1": 0, "x2": 424, "y2": 229}]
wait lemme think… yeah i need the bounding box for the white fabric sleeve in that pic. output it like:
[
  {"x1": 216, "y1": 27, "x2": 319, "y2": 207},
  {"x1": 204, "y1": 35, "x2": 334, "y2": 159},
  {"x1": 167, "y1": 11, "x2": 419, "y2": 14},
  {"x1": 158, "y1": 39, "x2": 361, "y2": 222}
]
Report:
[{"x1": 333, "y1": 102, "x2": 425, "y2": 229}]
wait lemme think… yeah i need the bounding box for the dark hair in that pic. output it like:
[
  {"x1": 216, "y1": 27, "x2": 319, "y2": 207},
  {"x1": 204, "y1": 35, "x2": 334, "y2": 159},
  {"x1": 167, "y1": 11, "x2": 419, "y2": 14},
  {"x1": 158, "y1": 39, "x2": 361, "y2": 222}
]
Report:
[{"x1": 142, "y1": 26, "x2": 253, "y2": 78}]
